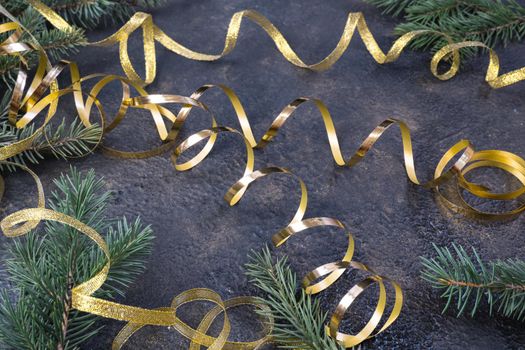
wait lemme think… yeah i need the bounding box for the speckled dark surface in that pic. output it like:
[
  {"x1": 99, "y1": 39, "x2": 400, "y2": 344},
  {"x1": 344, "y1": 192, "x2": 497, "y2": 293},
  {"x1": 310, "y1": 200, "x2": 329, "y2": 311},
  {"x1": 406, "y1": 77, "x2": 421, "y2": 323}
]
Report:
[{"x1": 1, "y1": 0, "x2": 525, "y2": 349}]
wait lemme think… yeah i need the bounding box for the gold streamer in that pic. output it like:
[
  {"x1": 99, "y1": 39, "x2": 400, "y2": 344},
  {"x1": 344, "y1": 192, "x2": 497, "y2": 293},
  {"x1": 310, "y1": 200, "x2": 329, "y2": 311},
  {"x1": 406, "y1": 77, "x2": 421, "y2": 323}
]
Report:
[
  {"x1": 1, "y1": 3, "x2": 525, "y2": 349},
  {"x1": 24, "y1": 0, "x2": 525, "y2": 88},
  {"x1": 1, "y1": 205, "x2": 272, "y2": 350}
]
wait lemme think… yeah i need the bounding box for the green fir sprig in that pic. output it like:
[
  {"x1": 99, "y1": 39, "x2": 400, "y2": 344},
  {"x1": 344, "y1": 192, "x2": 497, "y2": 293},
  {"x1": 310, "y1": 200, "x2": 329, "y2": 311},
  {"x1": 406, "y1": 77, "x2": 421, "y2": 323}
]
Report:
[
  {"x1": 4, "y1": 0, "x2": 166, "y2": 29},
  {"x1": 421, "y1": 243, "x2": 525, "y2": 320},
  {"x1": 0, "y1": 167, "x2": 155, "y2": 349},
  {"x1": 245, "y1": 247, "x2": 345, "y2": 350},
  {"x1": 364, "y1": 0, "x2": 525, "y2": 59},
  {"x1": 0, "y1": 0, "x2": 171, "y2": 169},
  {"x1": 0, "y1": 116, "x2": 102, "y2": 171}
]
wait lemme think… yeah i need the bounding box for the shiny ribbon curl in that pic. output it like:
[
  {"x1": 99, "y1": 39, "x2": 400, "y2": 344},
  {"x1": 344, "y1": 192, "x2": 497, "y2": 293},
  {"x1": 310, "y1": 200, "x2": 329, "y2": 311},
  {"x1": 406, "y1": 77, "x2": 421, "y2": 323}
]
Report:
[
  {"x1": 1, "y1": 3, "x2": 525, "y2": 350},
  {"x1": 23, "y1": 0, "x2": 525, "y2": 88}
]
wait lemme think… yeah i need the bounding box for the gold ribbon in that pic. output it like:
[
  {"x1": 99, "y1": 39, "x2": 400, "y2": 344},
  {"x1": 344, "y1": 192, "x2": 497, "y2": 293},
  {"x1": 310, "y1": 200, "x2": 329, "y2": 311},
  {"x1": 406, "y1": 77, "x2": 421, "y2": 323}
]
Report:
[
  {"x1": 0, "y1": 205, "x2": 272, "y2": 350},
  {"x1": 1, "y1": 3, "x2": 525, "y2": 349},
  {"x1": 24, "y1": 0, "x2": 525, "y2": 88}
]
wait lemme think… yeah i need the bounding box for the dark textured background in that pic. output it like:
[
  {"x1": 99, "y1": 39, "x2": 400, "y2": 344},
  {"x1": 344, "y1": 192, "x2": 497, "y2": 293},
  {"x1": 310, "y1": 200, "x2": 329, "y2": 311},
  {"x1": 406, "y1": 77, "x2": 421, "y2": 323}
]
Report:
[{"x1": 1, "y1": 0, "x2": 525, "y2": 349}]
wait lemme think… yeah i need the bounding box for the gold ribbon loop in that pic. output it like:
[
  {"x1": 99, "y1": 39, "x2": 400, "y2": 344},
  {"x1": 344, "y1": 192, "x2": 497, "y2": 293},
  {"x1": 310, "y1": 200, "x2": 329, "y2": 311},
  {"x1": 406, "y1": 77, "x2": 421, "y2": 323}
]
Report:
[
  {"x1": 327, "y1": 264, "x2": 401, "y2": 347},
  {"x1": 0, "y1": 162, "x2": 45, "y2": 236},
  {"x1": 432, "y1": 40, "x2": 525, "y2": 88},
  {"x1": 442, "y1": 150, "x2": 525, "y2": 218},
  {"x1": 172, "y1": 127, "x2": 254, "y2": 179},
  {"x1": 219, "y1": 165, "x2": 401, "y2": 346}
]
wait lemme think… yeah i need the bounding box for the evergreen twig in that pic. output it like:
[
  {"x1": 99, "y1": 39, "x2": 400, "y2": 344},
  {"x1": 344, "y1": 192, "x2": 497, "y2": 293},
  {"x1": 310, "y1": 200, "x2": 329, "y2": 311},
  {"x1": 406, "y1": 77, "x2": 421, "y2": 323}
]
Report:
[
  {"x1": 0, "y1": 167, "x2": 155, "y2": 349},
  {"x1": 245, "y1": 247, "x2": 345, "y2": 350},
  {"x1": 364, "y1": 0, "x2": 525, "y2": 59},
  {"x1": 0, "y1": 117, "x2": 102, "y2": 172},
  {"x1": 421, "y1": 243, "x2": 525, "y2": 320}
]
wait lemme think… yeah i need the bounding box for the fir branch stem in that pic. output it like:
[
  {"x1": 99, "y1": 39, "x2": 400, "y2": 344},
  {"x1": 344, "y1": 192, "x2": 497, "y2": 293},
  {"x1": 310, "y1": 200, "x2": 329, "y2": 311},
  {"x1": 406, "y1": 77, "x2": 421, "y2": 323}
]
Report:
[
  {"x1": 29, "y1": 134, "x2": 86, "y2": 154},
  {"x1": 439, "y1": 278, "x2": 525, "y2": 292},
  {"x1": 464, "y1": 18, "x2": 525, "y2": 38},
  {"x1": 41, "y1": 37, "x2": 86, "y2": 51},
  {"x1": 57, "y1": 272, "x2": 73, "y2": 350},
  {"x1": 0, "y1": 167, "x2": 155, "y2": 349},
  {"x1": 422, "y1": 243, "x2": 525, "y2": 320},
  {"x1": 0, "y1": 119, "x2": 102, "y2": 171}
]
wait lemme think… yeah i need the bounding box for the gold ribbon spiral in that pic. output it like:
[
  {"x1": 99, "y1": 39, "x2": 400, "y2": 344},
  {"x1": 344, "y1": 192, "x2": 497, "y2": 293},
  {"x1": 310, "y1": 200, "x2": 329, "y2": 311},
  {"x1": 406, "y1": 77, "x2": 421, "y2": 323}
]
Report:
[
  {"x1": 20, "y1": 0, "x2": 525, "y2": 88},
  {"x1": 1, "y1": 3, "x2": 525, "y2": 349}
]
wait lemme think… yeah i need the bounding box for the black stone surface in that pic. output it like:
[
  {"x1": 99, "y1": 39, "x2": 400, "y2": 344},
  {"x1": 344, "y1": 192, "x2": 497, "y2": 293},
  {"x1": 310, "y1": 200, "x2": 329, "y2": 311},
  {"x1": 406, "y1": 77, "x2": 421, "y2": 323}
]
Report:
[{"x1": 1, "y1": 0, "x2": 525, "y2": 349}]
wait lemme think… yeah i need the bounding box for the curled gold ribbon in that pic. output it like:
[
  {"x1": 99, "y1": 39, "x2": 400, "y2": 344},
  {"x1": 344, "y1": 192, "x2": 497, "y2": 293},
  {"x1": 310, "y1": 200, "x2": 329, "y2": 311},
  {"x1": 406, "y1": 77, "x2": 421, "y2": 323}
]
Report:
[
  {"x1": 18, "y1": 0, "x2": 525, "y2": 88},
  {"x1": 159, "y1": 89, "x2": 525, "y2": 218},
  {"x1": 1, "y1": 4, "x2": 525, "y2": 349}
]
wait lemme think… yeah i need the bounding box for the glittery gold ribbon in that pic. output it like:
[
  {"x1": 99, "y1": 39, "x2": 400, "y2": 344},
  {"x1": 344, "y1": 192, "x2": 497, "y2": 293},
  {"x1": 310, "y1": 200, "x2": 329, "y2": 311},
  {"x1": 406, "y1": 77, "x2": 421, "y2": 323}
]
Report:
[
  {"x1": 1, "y1": 3, "x2": 525, "y2": 349},
  {"x1": 0, "y1": 205, "x2": 272, "y2": 350},
  {"x1": 24, "y1": 0, "x2": 525, "y2": 88}
]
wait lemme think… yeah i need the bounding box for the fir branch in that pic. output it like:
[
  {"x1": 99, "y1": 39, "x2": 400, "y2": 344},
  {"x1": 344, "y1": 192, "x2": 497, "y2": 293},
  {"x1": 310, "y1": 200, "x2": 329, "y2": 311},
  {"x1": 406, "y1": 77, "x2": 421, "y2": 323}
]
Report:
[
  {"x1": 0, "y1": 56, "x2": 23, "y2": 82},
  {"x1": 0, "y1": 167, "x2": 154, "y2": 349},
  {"x1": 36, "y1": 27, "x2": 86, "y2": 61},
  {"x1": 245, "y1": 247, "x2": 345, "y2": 350},
  {"x1": 0, "y1": 118, "x2": 102, "y2": 172},
  {"x1": 1, "y1": 0, "x2": 166, "y2": 30},
  {"x1": 364, "y1": 0, "x2": 525, "y2": 60},
  {"x1": 0, "y1": 5, "x2": 86, "y2": 81},
  {"x1": 30, "y1": 118, "x2": 101, "y2": 159},
  {"x1": 421, "y1": 243, "x2": 525, "y2": 320}
]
